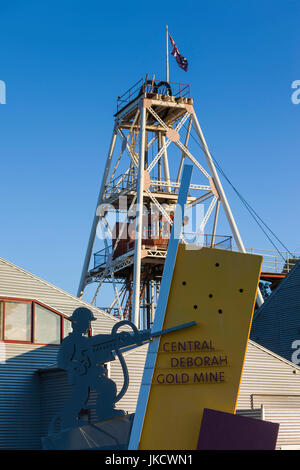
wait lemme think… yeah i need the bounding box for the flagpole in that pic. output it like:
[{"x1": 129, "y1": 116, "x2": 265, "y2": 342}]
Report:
[{"x1": 166, "y1": 25, "x2": 169, "y2": 83}]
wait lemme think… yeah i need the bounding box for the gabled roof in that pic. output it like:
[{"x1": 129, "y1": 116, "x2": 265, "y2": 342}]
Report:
[
  {"x1": 251, "y1": 261, "x2": 300, "y2": 362},
  {"x1": 253, "y1": 259, "x2": 300, "y2": 322},
  {"x1": 248, "y1": 339, "x2": 300, "y2": 371},
  {"x1": 0, "y1": 256, "x2": 117, "y2": 334}
]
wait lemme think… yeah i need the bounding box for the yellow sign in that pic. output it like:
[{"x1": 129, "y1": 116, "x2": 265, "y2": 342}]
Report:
[{"x1": 138, "y1": 245, "x2": 262, "y2": 450}]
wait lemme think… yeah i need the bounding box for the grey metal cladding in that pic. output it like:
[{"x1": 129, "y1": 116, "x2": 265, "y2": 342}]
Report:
[
  {"x1": 237, "y1": 340, "x2": 300, "y2": 409},
  {"x1": 251, "y1": 260, "x2": 300, "y2": 360},
  {"x1": 0, "y1": 257, "x2": 137, "y2": 448},
  {"x1": 38, "y1": 344, "x2": 149, "y2": 439},
  {"x1": 0, "y1": 256, "x2": 116, "y2": 333},
  {"x1": 0, "y1": 343, "x2": 59, "y2": 448},
  {"x1": 1, "y1": 256, "x2": 300, "y2": 448}
]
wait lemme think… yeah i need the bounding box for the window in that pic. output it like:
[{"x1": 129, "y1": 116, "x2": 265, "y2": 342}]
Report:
[
  {"x1": 0, "y1": 298, "x2": 70, "y2": 345},
  {"x1": 63, "y1": 318, "x2": 72, "y2": 338},
  {"x1": 35, "y1": 304, "x2": 61, "y2": 345},
  {"x1": 4, "y1": 302, "x2": 31, "y2": 341},
  {"x1": 0, "y1": 302, "x2": 3, "y2": 339}
]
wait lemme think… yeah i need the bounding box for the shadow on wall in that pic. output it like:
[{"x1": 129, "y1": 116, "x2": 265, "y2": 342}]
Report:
[
  {"x1": 0, "y1": 343, "x2": 59, "y2": 449},
  {"x1": 0, "y1": 344, "x2": 119, "y2": 449}
]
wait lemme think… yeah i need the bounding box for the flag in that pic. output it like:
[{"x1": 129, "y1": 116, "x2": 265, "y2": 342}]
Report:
[{"x1": 169, "y1": 33, "x2": 188, "y2": 72}]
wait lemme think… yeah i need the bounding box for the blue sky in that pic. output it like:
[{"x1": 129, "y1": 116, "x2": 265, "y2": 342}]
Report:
[{"x1": 0, "y1": 0, "x2": 299, "y2": 302}]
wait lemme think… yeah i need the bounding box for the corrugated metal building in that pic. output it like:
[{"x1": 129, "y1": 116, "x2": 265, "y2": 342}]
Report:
[
  {"x1": 0, "y1": 256, "x2": 146, "y2": 449},
  {"x1": 251, "y1": 260, "x2": 300, "y2": 362},
  {"x1": 1, "y1": 255, "x2": 300, "y2": 449},
  {"x1": 38, "y1": 339, "x2": 300, "y2": 450},
  {"x1": 237, "y1": 340, "x2": 300, "y2": 449}
]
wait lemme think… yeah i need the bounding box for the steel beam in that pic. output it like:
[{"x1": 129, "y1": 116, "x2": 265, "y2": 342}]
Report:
[
  {"x1": 132, "y1": 102, "x2": 147, "y2": 326},
  {"x1": 77, "y1": 129, "x2": 117, "y2": 297},
  {"x1": 191, "y1": 112, "x2": 264, "y2": 307}
]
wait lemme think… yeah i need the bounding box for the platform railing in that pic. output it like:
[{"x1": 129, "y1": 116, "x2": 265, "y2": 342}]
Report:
[
  {"x1": 246, "y1": 248, "x2": 300, "y2": 274},
  {"x1": 116, "y1": 75, "x2": 191, "y2": 112},
  {"x1": 93, "y1": 234, "x2": 232, "y2": 270},
  {"x1": 105, "y1": 174, "x2": 211, "y2": 199},
  {"x1": 100, "y1": 307, "x2": 120, "y2": 317},
  {"x1": 105, "y1": 172, "x2": 136, "y2": 197},
  {"x1": 94, "y1": 245, "x2": 113, "y2": 269},
  {"x1": 94, "y1": 240, "x2": 299, "y2": 275}
]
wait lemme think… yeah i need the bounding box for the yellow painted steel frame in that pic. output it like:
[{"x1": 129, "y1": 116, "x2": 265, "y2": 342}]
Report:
[{"x1": 138, "y1": 245, "x2": 262, "y2": 449}]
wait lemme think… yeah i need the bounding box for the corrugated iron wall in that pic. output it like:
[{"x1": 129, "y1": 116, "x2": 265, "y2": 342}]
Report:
[
  {"x1": 38, "y1": 344, "x2": 149, "y2": 441},
  {"x1": 0, "y1": 257, "x2": 116, "y2": 333},
  {"x1": 237, "y1": 340, "x2": 300, "y2": 449},
  {"x1": 264, "y1": 408, "x2": 300, "y2": 449},
  {"x1": 0, "y1": 343, "x2": 58, "y2": 449},
  {"x1": 237, "y1": 341, "x2": 300, "y2": 410},
  {"x1": 5, "y1": 337, "x2": 300, "y2": 449},
  {"x1": 0, "y1": 256, "x2": 147, "y2": 448},
  {"x1": 2, "y1": 257, "x2": 300, "y2": 449}
]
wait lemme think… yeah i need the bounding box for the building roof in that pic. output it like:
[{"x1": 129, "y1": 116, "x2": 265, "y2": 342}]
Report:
[
  {"x1": 250, "y1": 259, "x2": 300, "y2": 361},
  {"x1": 254, "y1": 259, "x2": 300, "y2": 322},
  {"x1": 0, "y1": 256, "x2": 118, "y2": 334},
  {"x1": 248, "y1": 339, "x2": 300, "y2": 372}
]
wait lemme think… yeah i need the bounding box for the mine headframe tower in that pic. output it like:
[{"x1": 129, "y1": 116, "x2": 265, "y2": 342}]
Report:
[{"x1": 77, "y1": 75, "x2": 263, "y2": 328}]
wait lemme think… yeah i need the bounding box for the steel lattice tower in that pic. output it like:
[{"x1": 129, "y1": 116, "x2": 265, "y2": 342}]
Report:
[{"x1": 77, "y1": 76, "x2": 263, "y2": 328}]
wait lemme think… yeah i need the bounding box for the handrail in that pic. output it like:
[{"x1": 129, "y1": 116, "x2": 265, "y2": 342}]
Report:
[
  {"x1": 93, "y1": 235, "x2": 233, "y2": 269},
  {"x1": 116, "y1": 75, "x2": 191, "y2": 112},
  {"x1": 246, "y1": 248, "x2": 300, "y2": 274}
]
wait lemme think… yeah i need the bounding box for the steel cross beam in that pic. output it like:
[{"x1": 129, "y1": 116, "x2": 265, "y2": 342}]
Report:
[
  {"x1": 147, "y1": 137, "x2": 172, "y2": 173},
  {"x1": 147, "y1": 136, "x2": 158, "y2": 151},
  {"x1": 91, "y1": 266, "x2": 109, "y2": 305},
  {"x1": 146, "y1": 109, "x2": 190, "y2": 174},
  {"x1": 145, "y1": 190, "x2": 186, "y2": 245},
  {"x1": 145, "y1": 190, "x2": 173, "y2": 226},
  {"x1": 149, "y1": 179, "x2": 210, "y2": 192},
  {"x1": 190, "y1": 112, "x2": 264, "y2": 307},
  {"x1": 117, "y1": 128, "x2": 139, "y2": 167},
  {"x1": 107, "y1": 284, "x2": 127, "y2": 313},
  {"x1": 107, "y1": 111, "x2": 139, "y2": 190},
  {"x1": 147, "y1": 106, "x2": 189, "y2": 133},
  {"x1": 199, "y1": 196, "x2": 218, "y2": 232},
  {"x1": 177, "y1": 115, "x2": 192, "y2": 184},
  {"x1": 187, "y1": 191, "x2": 214, "y2": 208},
  {"x1": 93, "y1": 216, "x2": 124, "y2": 315},
  {"x1": 106, "y1": 116, "x2": 139, "y2": 194},
  {"x1": 77, "y1": 128, "x2": 118, "y2": 297},
  {"x1": 132, "y1": 103, "x2": 147, "y2": 326},
  {"x1": 105, "y1": 148, "x2": 125, "y2": 192},
  {"x1": 175, "y1": 140, "x2": 210, "y2": 179},
  {"x1": 92, "y1": 193, "x2": 138, "y2": 308}
]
